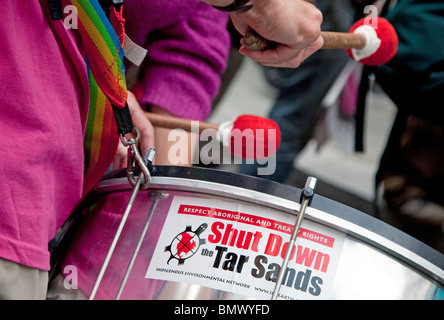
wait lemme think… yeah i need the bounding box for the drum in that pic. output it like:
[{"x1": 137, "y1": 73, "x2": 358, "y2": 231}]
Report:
[{"x1": 48, "y1": 166, "x2": 444, "y2": 300}]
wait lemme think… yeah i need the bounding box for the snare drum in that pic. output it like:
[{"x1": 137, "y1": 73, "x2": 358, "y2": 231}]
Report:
[{"x1": 48, "y1": 166, "x2": 444, "y2": 300}]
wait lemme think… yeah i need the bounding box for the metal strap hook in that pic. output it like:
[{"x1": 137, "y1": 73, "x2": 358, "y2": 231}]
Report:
[{"x1": 121, "y1": 127, "x2": 152, "y2": 190}]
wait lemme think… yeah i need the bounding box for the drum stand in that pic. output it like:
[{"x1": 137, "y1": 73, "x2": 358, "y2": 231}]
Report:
[{"x1": 271, "y1": 176, "x2": 317, "y2": 300}]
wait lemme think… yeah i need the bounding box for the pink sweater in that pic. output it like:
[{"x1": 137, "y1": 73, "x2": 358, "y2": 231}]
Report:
[
  {"x1": 0, "y1": 0, "x2": 89, "y2": 271},
  {"x1": 0, "y1": 0, "x2": 229, "y2": 271},
  {"x1": 125, "y1": 0, "x2": 230, "y2": 120}
]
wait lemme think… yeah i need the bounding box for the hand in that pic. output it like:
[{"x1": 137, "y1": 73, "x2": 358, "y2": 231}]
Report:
[
  {"x1": 112, "y1": 91, "x2": 155, "y2": 169},
  {"x1": 229, "y1": 0, "x2": 324, "y2": 67}
]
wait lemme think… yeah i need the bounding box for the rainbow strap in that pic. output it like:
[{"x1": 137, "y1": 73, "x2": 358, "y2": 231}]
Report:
[
  {"x1": 83, "y1": 64, "x2": 119, "y2": 195},
  {"x1": 71, "y1": 0, "x2": 127, "y2": 107},
  {"x1": 70, "y1": 0, "x2": 128, "y2": 195}
]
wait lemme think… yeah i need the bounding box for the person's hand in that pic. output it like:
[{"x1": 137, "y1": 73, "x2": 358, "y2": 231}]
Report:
[
  {"x1": 229, "y1": 0, "x2": 324, "y2": 67},
  {"x1": 112, "y1": 91, "x2": 155, "y2": 169}
]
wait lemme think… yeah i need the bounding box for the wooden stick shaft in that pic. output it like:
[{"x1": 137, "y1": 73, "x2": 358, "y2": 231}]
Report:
[
  {"x1": 145, "y1": 112, "x2": 219, "y2": 133},
  {"x1": 243, "y1": 30, "x2": 366, "y2": 51},
  {"x1": 321, "y1": 31, "x2": 366, "y2": 49}
]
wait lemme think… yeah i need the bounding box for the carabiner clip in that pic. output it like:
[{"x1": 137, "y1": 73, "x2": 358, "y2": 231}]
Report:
[{"x1": 121, "y1": 127, "x2": 153, "y2": 190}]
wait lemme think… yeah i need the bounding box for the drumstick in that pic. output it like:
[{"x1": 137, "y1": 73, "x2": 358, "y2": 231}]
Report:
[
  {"x1": 243, "y1": 17, "x2": 399, "y2": 66},
  {"x1": 244, "y1": 30, "x2": 367, "y2": 50},
  {"x1": 145, "y1": 112, "x2": 281, "y2": 159},
  {"x1": 145, "y1": 112, "x2": 219, "y2": 132}
]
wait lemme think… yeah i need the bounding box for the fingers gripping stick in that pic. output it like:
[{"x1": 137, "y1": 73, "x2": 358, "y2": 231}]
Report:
[{"x1": 243, "y1": 17, "x2": 398, "y2": 66}]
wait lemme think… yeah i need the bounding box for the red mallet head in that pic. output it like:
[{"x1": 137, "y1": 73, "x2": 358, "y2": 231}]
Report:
[
  {"x1": 221, "y1": 115, "x2": 281, "y2": 159},
  {"x1": 346, "y1": 17, "x2": 398, "y2": 66}
]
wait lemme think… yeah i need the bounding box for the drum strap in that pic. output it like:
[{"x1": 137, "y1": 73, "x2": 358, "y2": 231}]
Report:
[{"x1": 66, "y1": 0, "x2": 135, "y2": 195}]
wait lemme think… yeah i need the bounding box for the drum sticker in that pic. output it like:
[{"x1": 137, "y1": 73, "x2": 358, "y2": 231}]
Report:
[
  {"x1": 145, "y1": 196, "x2": 346, "y2": 300},
  {"x1": 165, "y1": 223, "x2": 208, "y2": 265}
]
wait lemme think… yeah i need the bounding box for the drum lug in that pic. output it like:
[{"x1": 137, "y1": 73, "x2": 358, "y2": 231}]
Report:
[
  {"x1": 148, "y1": 190, "x2": 169, "y2": 202},
  {"x1": 300, "y1": 176, "x2": 317, "y2": 205},
  {"x1": 271, "y1": 176, "x2": 317, "y2": 300}
]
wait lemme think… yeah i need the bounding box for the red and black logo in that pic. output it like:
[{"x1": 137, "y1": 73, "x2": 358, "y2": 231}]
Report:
[{"x1": 165, "y1": 223, "x2": 207, "y2": 265}]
